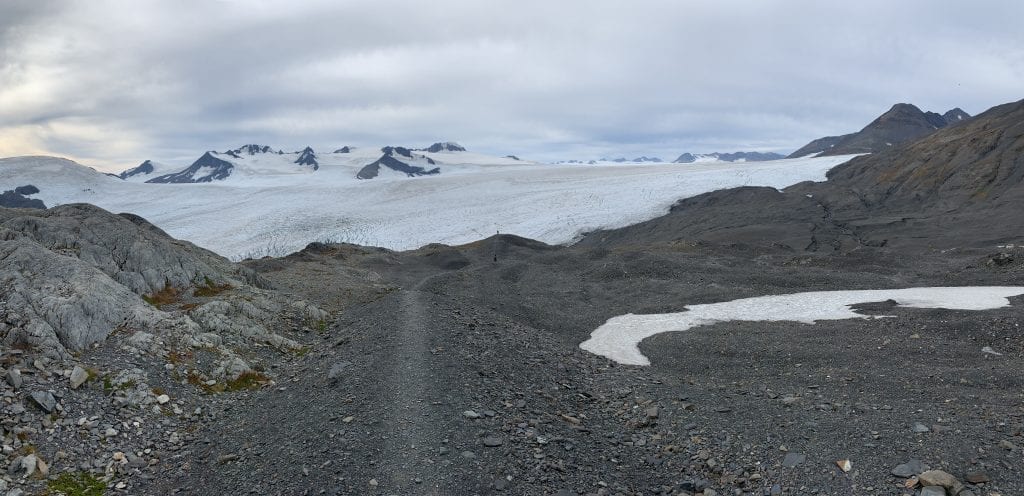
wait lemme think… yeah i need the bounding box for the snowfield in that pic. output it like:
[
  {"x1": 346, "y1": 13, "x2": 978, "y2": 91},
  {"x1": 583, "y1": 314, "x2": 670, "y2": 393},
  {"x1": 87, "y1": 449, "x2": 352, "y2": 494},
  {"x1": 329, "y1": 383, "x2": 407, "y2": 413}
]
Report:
[
  {"x1": 580, "y1": 287, "x2": 1024, "y2": 366},
  {"x1": 1, "y1": 153, "x2": 854, "y2": 259}
]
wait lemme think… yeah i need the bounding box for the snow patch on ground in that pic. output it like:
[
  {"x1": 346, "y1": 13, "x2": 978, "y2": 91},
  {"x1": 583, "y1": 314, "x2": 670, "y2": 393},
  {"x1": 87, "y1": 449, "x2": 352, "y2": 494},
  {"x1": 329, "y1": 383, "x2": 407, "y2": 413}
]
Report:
[{"x1": 580, "y1": 287, "x2": 1024, "y2": 366}]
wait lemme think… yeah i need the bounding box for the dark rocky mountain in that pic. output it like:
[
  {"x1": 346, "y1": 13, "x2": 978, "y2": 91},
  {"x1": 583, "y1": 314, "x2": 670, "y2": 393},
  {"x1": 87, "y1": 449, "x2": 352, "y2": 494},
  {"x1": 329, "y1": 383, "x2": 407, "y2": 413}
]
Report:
[
  {"x1": 505, "y1": 155, "x2": 521, "y2": 161},
  {"x1": 357, "y1": 147, "x2": 441, "y2": 179},
  {"x1": 118, "y1": 160, "x2": 155, "y2": 180},
  {"x1": 14, "y1": 185, "x2": 39, "y2": 195},
  {"x1": 943, "y1": 107, "x2": 970, "y2": 124},
  {"x1": 789, "y1": 103, "x2": 971, "y2": 158},
  {"x1": 422, "y1": 142, "x2": 466, "y2": 153},
  {"x1": 228, "y1": 144, "x2": 279, "y2": 156},
  {"x1": 584, "y1": 98, "x2": 1023, "y2": 252},
  {"x1": 333, "y1": 146, "x2": 353, "y2": 153},
  {"x1": 0, "y1": 185, "x2": 45, "y2": 209},
  {"x1": 674, "y1": 151, "x2": 784, "y2": 163},
  {"x1": 632, "y1": 156, "x2": 663, "y2": 163},
  {"x1": 147, "y1": 152, "x2": 234, "y2": 183},
  {"x1": 294, "y1": 147, "x2": 318, "y2": 170}
]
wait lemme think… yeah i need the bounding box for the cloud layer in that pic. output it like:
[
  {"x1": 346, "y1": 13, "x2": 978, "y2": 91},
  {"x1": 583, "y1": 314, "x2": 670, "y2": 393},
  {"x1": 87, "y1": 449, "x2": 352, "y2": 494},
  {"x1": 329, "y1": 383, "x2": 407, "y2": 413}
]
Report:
[{"x1": 2, "y1": 0, "x2": 1023, "y2": 171}]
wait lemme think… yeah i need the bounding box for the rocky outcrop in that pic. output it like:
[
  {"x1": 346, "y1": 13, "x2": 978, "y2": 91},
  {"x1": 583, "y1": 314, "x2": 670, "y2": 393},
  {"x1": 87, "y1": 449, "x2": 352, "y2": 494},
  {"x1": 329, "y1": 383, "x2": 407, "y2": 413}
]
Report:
[
  {"x1": 423, "y1": 142, "x2": 466, "y2": 153},
  {"x1": 230, "y1": 144, "x2": 278, "y2": 156},
  {"x1": 294, "y1": 146, "x2": 319, "y2": 170},
  {"x1": 118, "y1": 160, "x2": 155, "y2": 180},
  {"x1": 0, "y1": 186, "x2": 45, "y2": 209},
  {"x1": 357, "y1": 147, "x2": 441, "y2": 179},
  {"x1": 0, "y1": 204, "x2": 325, "y2": 357}
]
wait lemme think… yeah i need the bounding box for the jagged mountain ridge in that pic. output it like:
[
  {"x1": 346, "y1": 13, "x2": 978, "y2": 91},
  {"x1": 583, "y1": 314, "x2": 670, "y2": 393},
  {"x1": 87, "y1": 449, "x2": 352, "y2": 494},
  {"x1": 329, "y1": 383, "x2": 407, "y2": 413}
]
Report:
[
  {"x1": 119, "y1": 141, "x2": 524, "y2": 183},
  {"x1": 789, "y1": 103, "x2": 971, "y2": 158},
  {"x1": 674, "y1": 151, "x2": 785, "y2": 163}
]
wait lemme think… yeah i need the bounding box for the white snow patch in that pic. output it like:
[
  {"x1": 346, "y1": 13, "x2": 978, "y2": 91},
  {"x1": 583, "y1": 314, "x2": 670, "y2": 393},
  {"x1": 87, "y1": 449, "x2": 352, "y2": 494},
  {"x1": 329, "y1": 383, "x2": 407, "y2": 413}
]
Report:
[{"x1": 580, "y1": 287, "x2": 1024, "y2": 366}]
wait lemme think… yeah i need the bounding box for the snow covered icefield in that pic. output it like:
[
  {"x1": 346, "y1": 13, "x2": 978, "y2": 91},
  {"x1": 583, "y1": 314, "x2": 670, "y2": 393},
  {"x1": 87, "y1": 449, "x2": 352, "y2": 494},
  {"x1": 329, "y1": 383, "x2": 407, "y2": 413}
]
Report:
[
  {"x1": 580, "y1": 287, "x2": 1024, "y2": 366},
  {"x1": 1, "y1": 154, "x2": 854, "y2": 260}
]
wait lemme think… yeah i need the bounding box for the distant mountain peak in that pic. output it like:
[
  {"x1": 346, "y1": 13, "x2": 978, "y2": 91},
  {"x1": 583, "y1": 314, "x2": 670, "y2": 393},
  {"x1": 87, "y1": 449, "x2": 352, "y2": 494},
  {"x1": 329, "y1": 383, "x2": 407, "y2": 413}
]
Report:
[
  {"x1": 334, "y1": 146, "x2": 353, "y2": 154},
  {"x1": 423, "y1": 142, "x2": 466, "y2": 153},
  {"x1": 118, "y1": 160, "x2": 155, "y2": 180},
  {"x1": 674, "y1": 152, "x2": 784, "y2": 164},
  {"x1": 147, "y1": 152, "x2": 234, "y2": 183},
  {"x1": 229, "y1": 144, "x2": 278, "y2": 156},
  {"x1": 295, "y1": 147, "x2": 318, "y2": 170}
]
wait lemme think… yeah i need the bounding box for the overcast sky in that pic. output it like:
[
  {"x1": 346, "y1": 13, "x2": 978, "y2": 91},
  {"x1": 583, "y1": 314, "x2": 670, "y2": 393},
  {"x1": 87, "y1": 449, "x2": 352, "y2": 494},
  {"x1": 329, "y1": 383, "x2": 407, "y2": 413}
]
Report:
[{"x1": 2, "y1": 0, "x2": 1022, "y2": 171}]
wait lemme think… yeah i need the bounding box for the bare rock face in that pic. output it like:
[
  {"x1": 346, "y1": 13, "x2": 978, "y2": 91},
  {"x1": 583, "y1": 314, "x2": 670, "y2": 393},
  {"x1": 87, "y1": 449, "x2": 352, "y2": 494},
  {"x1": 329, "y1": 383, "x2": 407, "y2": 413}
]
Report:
[
  {"x1": 0, "y1": 203, "x2": 316, "y2": 357},
  {"x1": 0, "y1": 203, "x2": 263, "y2": 295}
]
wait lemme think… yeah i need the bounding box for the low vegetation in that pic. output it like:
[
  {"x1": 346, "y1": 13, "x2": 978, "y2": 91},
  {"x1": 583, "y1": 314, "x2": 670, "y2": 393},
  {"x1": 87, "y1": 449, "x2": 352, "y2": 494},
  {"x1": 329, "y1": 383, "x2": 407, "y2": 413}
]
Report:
[{"x1": 46, "y1": 472, "x2": 106, "y2": 496}]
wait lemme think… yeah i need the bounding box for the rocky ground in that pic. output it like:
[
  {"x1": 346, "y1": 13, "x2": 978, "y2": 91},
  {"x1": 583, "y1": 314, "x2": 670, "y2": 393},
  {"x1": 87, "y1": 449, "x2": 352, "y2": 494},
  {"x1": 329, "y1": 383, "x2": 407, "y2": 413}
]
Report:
[{"x1": 127, "y1": 237, "x2": 1023, "y2": 496}]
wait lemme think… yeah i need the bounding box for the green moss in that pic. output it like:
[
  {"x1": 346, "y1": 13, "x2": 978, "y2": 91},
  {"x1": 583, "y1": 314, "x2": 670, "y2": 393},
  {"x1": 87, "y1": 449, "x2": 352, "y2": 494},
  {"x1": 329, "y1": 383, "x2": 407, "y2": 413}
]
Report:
[{"x1": 47, "y1": 472, "x2": 106, "y2": 496}]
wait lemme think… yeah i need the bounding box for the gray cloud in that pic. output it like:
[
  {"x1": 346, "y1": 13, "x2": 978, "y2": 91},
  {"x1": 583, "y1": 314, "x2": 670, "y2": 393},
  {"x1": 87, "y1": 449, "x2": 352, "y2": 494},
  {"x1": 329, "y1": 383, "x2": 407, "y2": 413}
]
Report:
[{"x1": 1, "y1": 0, "x2": 1022, "y2": 170}]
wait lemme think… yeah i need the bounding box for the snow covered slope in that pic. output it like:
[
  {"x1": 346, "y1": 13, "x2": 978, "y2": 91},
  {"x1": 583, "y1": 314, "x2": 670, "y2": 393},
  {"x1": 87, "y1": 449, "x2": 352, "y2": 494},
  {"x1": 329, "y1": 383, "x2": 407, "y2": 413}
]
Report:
[
  {"x1": 129, "y1": 142, "x2": 527, "y2": 183},
  {"x1": 1, "y1": 153, "x2": 856, "y2": 260}
]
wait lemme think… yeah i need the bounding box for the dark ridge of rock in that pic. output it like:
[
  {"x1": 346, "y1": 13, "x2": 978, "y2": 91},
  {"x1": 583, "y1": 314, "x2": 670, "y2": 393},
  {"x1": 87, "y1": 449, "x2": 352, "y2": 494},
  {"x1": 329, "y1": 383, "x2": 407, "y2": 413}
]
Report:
[
  {"x1": 632, "y1": 156, "x2": 663, "y2": 163},
  {"x1": 0, "y1": 190, "x2": 46, "y2": 209},
  {"x1": 674, "y1": 152, "x2": 785, "y2": 163},
  {"x1": 231, "y1": 144, "x2": 277, "y2": 155},
  {"x1": 147, "y1": 152, "x2": 234, "y2": 183},
  {"x1": 14, "y1": 185, "x2": 39, "y2": 195},
  {"x1": 787, "y1": 135, "x2": 849, "y2": 158},
  {"x1": 505, "y1": 155, "x2": 521, "y2": 161},
  {"x1": 334, "y1": 146, "x2": 352, "y2": 153},
  {"x1": 943, "y1": 107, "x2": 970, "y2": 124},
  {"x1": 294, "y1": 147, "x2": 319, "y2": 170},
  {"x1": 357, "y1": 154, "x2": 441, "y2": 180},
  {"x1": 381, "y1": 146, "x2": 415, "y2": 158},
  {"x1": 118, "y1": 160, "x2": 155, "y2": 180},
  {"x1": 423, "y1": 142, "x2": 466, "y2": 153},
  {"x1": 790, "y1": 103, "x2": 972, "y2": 158}
]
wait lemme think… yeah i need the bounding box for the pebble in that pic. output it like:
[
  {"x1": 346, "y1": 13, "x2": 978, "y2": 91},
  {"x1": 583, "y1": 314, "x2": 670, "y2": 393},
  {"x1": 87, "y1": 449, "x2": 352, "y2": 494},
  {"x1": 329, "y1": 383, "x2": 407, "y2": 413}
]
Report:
[
  {"x1": 919, "y1": 470, "x2": 958, "y2": 488},
  {"x1": 912, "y1": 422, "x2": 931, "y2": 433},
  {"x1": 482, "y1": 436, "x2": 503, "y2": 447},
  {"x1": 998, "y1": 439, "x2": 1016, "y2": 451},
  {"x1": 156, "y1": 394, "x2": 171, "y2": 404},
  {"x1": 891, "y1": 459, "x2": 927, "y2": 478},
  {"x1": 782, "y1": 452, "x2": 805, "y2": 468},
  {"x1": 920, "y1": 487, "x2": 945, "y2": 496},
  {"x1": 964, "y1": 471, "x2": 991, "y2": 484},
  {"x1": 5, "y1": 369, "x2": 22, "y2": 389},
  {"x1": 463, "y1": 410, "x2": 481, "y2": 419},
  {"x1": 29, "y1": 391, "x2": 56, "y2": 413}
]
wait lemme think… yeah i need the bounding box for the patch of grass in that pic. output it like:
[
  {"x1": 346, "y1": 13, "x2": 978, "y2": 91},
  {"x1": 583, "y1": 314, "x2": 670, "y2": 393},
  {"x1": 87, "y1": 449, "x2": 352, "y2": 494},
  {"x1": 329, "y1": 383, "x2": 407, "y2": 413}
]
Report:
[
  {"x1": 142, "y1": 281, "x2": 180, "y2": 309},
  {"x1": 225, "y1": 371, "x2": 270, "y2": 392},
  {"x1": 47, "y1": 471, "x2": 107, "y2": 496},
  {"x1": 315, "y1": 319, "x2": 329, "y2": 333},
  {"x1": 102, "y1": 374, "x2": 113, "y2": 392},
  {"x1": 291, "y1": 346, "x2": 311, "y2": 357},
  {"x1": 193, "y1": 276, "x2": 233, "y2": 297}
]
